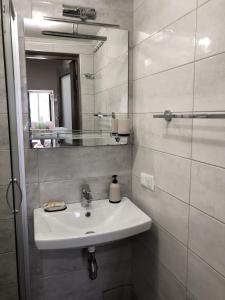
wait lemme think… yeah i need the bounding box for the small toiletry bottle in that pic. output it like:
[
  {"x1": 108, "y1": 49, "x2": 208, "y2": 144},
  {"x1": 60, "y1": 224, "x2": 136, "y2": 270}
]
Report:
[
  {"x1": 111, "y1": 119, "x2": 118, "y2": 134},
  {"x1": 109, "y1": 175, "x2": 121, "y2": 203},
  {"x1": 118, "y1": 119, "x2": 130, "y2": 136},
  {"x1": 111, "y1": 112, "x2": 118, "y2": 134}
]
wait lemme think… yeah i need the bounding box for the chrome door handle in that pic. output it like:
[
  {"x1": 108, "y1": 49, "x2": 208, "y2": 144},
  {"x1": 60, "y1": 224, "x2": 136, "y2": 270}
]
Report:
[
  {"x1": 6, "y1": 178, "x2": 22, "y2": 214},
  {"x1": 6, "y1": 179, "x2": 13, "y2": 212},
  {"x1": 13, "y1": 178, "x2": 22, "y2": 213}
]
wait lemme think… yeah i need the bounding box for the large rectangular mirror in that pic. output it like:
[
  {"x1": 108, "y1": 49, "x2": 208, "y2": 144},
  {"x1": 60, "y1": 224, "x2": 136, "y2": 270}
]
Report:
[{"x1": 24, "y1": 18, "x2": 129, "y2": 148}]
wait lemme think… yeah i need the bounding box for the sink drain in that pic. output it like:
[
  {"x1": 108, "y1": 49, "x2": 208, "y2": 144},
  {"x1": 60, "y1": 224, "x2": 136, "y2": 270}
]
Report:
[
  {"x1": 85, "y1": 211, "x2": 91, "y2": 217},
  {"x1": 85, "y1": 231, "x2": 95, "y2": 234}
]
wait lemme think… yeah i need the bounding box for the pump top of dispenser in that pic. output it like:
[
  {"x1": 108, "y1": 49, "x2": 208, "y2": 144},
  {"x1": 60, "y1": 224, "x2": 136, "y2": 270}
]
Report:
[{"x1": 112, "y1": 175, "x2": 118, "y2": 184}]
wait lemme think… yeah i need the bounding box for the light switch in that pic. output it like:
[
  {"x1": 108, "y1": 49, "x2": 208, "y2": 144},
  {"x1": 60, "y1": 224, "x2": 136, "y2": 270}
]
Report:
[{"x1": 140, "y1": 172, "x2": 155, "y2": 191}]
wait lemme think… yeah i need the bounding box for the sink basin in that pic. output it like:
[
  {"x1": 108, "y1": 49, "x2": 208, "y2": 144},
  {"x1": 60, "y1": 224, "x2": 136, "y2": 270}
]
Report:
[{"x1": 34, "y1": 197, "x2": 151, "y2": 250}]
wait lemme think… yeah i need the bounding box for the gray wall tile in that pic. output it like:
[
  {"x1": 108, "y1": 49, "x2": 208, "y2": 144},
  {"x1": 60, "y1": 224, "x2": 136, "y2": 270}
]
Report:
[
  {"x1": 38, "y1": 146, "x2": 131, "y2": 182},
  {"x1": 0, "y1": 220, "x2": 15, "y2": 253},
  {"x1": 26, "y1": 183, "x2": 40, "y2": 217},
  {"x1": 0, "y1": 186, "x2": 13, "y2": 220},
  {"x1": 189, "y1": 207, "x2": 225, "y2": 277},
  {"x1": 188, "y1": 251, "x2": 225, "y2": 300},
  {"x1": 191, "y1": 161, "x2": 225, "y2": 223},
  {"x1": 133, "y1": 114, "x2": 192, "y2": 158},
  {"x1": 132, "y1": 0, "x2": 225, "y2": 299},
  {"x1": 132, "y1": 242, "x2": 186, "y2": 300},
  {"x1": 133, "y1": 63, "x2": 194, "y2": 114},
  {"x1": 133, "y1": 146, "x2": 191, "y2": 203},
  {"x1": 0, "y1": 253, "x2": 17, "y2": 285},
  {"x1": 132, "y1": 175, "x2": 189, "y2": 245},
  {"x1": 136, "y1": 223, "x2": 187, "y2": 285},
  {"x1": 0, "y1": 114, "x2": 9, "y2": 150},
  {"x1": 0, "y1": 283, "x2": 19, "y2": 300},
  {"x1": 25, "y1": 150, "x2": 38, "y2": 183},
  {"x1": 0, "y1": 151, "x2": 11, "y2": 185},
  {"x1": 192, "y1": 119, "x2": 225, "y2": 167}
]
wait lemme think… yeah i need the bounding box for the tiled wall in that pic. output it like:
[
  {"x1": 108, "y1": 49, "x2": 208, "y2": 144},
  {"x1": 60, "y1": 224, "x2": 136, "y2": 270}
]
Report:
[
  {"x1": 94, "y1": 28, "x2": 129, "y2": 124},
  {"x1": 132, "y1": 0, "x2": 225, "y2": 299},
  {"x1": 15, "y1": 0, "x2": 133, "y2": 299},
  {"x1": 0, "y1": 8, "x2": 19, "y2": 299}
]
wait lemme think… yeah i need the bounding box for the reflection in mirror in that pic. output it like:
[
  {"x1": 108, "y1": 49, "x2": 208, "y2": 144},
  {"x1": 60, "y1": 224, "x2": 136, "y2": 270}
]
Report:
[{"x1": 24, "y1": 18, "x2": 129, "y2": 148}]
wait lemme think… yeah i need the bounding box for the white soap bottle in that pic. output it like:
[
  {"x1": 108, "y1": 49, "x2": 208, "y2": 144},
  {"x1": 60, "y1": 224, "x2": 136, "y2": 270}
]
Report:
[{"x1": 109, "y1": 175, "x2": 121, "y2": 203}]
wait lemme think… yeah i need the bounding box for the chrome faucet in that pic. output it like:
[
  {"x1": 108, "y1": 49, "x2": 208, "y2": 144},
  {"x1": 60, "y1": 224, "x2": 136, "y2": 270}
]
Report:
[{"x1": 81, "y1": 184, "x2": 93, "y2": 208}]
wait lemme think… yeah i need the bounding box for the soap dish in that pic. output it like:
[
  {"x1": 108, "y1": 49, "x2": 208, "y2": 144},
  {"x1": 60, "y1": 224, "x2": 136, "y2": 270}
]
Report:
[{"x1": 43, "y1": 200, "x2": 67, "y2": 212}]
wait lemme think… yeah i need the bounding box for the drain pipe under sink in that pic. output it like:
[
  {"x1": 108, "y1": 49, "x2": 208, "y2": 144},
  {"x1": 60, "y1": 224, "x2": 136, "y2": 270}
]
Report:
[{"x1": 87, "y1": 246, "x2": 98, "y2": 280}]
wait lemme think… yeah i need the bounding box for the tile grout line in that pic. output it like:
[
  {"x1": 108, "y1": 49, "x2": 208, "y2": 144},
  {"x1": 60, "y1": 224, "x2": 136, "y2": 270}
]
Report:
[
  {"x1": 185, "y1": 4, "x2": 199, "y2": 297},
  {"x1": 133, "y1": 48, "x2": 225, "y2": 83},
  {"x1": 133, "y1": 143, "x2": 225, "y2": 172},
  {"x1": 135, "y1": 172, "x2": 225, "y2": 227},
  {"x1": 133, "y1": 7, "x2": 197, "y2": 49}
]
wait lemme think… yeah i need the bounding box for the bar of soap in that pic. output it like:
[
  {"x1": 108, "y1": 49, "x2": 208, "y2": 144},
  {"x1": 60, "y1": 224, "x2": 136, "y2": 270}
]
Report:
[{"x1": 43, "y1": 200, "x2": 67, "y2": 212}]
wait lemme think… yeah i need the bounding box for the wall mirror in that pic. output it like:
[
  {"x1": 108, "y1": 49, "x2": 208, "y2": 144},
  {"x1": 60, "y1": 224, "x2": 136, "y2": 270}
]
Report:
[{"x1": 24, "y1": 17, "x2": 129, "y2": 148}]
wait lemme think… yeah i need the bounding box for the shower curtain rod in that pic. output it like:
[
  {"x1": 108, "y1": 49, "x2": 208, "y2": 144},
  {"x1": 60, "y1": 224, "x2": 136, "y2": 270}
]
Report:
[
  {"x1": 44, "y1": 16, "x2": 120, "y2": 29},
  {"x1": 42, "y1": 30, "x2": 107, "y2": 41}
]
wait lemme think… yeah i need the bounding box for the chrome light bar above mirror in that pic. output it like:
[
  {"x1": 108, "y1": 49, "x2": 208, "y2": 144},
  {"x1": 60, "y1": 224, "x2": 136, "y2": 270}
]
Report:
[{"x1": 153, "y1": 110, "x2": 225, "y2": 122}]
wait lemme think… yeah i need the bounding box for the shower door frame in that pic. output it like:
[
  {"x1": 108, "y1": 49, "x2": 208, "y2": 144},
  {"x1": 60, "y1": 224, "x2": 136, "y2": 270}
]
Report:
[{"x1": 1, "y1": 0, "x2": 30, "y2": 299}]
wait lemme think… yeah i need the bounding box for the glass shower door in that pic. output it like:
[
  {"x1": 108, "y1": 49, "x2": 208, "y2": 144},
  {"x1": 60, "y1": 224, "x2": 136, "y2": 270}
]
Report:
[{"x1": 1, "y1": 0, "x2": 29, "y2": 299}]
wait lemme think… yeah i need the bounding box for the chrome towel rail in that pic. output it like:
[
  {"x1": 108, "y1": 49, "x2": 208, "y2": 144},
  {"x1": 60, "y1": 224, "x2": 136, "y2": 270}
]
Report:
[{"x1": 153, "y1": 110, "x2": 225, "y2": 122}]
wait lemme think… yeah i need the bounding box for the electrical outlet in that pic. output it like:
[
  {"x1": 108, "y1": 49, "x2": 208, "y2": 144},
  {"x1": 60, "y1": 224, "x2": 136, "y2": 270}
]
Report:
[{"x1": 140, "y1": 172, "x2": 155, "y2": 191}]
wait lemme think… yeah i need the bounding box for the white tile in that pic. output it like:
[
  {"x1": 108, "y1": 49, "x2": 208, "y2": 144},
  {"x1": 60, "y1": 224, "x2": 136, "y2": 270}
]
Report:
[
  {"x1": 198, "y1": 0, "x2": 210, "y2": 6},
  {"x1": 133, "y1": 113, "x2": 192, "y2": 158},
  {"x1": 196, "y1": 0, "x2": 225, "y2": 59},
  {"x1": 189, "y1": 207, "x2": 225, "y2": 277},
  {"x1": 194, "y1": 53, "x2": 225, "y2": 111},
  {"x1": 192, "y1": 119, "x2": 225, "y2": 167},
  {"x1": 188, "y1": 251, "x2": 225, "y2": 300},
  {"x1": 191, "y1": 161, "x2": 225, "y2": 223},
  {"x1": 94, "y1": 29, "x2": 128, "y2": 73},
  {"x1": 133, "y1": 12, "x2": 196, "y2": 80},
  {"x1": 133, "y1": 63, "x2": 194, "y2": 113},
  {"x1": 94, "y1": 52, "x2": 128, "y2": 93},
  {"x1": 133, "y1": 146, "x2": 191, "y2": 203},
  {"x1": 81, "y1": 95, "x2": 94, "y2": 113},
  {"x1": 132, "y1": 175, "x2": 189, "y2": 245},
  {"x1": 133, "y1": 0, "x2": 145, "y2": 11},
  {"x1": 80, "y1": 54, "x2": 94, "y2": 74},
  {"x1": 95, "y1": 83, "x2": 128, "y2": 114},
  {"x1": 133, "y1": 0, "x2": 197, "y2": 45}
]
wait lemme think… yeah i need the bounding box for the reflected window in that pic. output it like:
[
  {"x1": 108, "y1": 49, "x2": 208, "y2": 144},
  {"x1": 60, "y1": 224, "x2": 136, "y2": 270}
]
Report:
[{"x1": 28, "y1": 90, "x2": 54, "y2": 125}]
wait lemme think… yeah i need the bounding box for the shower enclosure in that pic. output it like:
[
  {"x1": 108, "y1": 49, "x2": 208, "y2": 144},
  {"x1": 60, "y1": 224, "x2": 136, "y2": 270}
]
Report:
[{"x1": 0, "y1": 0, "x2": 29, "y2": 299}]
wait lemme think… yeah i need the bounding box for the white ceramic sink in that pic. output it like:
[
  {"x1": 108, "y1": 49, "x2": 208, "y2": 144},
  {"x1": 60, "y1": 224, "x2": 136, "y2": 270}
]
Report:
[{"x1": 34, "y1": 197, "x2": 151, "y2": 250}]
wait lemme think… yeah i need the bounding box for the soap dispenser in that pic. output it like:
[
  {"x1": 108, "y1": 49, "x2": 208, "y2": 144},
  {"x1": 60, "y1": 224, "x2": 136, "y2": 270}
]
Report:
[{"x1": 109, "y1": 175, "x2": 121, "y2": 203}]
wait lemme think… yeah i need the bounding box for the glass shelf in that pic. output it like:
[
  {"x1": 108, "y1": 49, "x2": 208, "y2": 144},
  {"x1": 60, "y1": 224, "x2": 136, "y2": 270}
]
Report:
[{"x1": 29, "y1": 129, "x2": 130, "y2": 148}]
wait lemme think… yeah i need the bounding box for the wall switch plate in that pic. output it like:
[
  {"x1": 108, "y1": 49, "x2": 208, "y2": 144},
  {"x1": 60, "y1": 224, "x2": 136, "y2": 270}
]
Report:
[{"x1": 140, "y1": 172, "x2": 155, "y2": 191}]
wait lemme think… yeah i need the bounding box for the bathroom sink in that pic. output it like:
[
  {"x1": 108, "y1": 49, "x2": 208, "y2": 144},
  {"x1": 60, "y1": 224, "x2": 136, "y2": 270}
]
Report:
[{"x1": 34, "y1": 197, "x2": 151, "y2": 250}]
